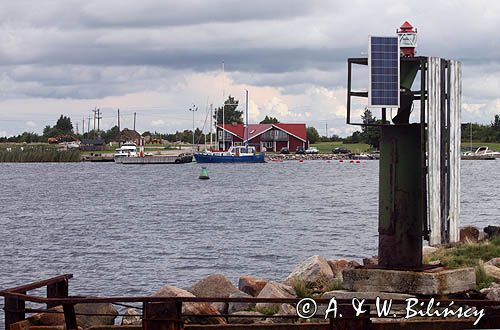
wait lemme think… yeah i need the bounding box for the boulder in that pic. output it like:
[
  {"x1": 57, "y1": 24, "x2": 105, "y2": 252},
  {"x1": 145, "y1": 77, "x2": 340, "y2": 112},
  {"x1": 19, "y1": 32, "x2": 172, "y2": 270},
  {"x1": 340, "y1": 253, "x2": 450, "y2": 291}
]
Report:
[
  {"x1": 153, "y1": 284, "x2": 226, "y2": 324},
  {"x1": 484, "y1": 225, "x2": 500, "y2": 238},
  {"x1": 363, "y1": 256, "x2": 378, "y2": 266},
  {"x1": 256, "y1": 281, "x2": 296, "y2": 310},
  {"x1": 188, "y1": 274, "x2": 240, "y2": 314},
  {"x1": 482, "y1": 283, "x2": 500, "y2": 301},
  {"x1": 228, "y1": 311, "x2": 265, "y2": 324},
  {"x1": 460, "y1": 226, "x2": 480, "y2": 242},
  {"x1": 239, "y1": 275, "x2": 268, "y2": 297},
  {"x1": 285, "y1": 255, "x2": 334, "y2": 288},
  {"x1": 328, "y1": 259, "x2": 360, "y2": 280},
  {"x1": 228, "y1": 291, "x2": 254, "y2": 314},
  {"x1": 422, "y1": 246, "x2": 438, "y2": 257},
  {"x1": 121, "y1": 308, "x2": 141, "y2": 326},
  {"x1": 189, "y1": 273, "x2": 240, "y2": 297},
  {"x1": 484, "y1": 258, "x2": 500, "y2": 282},
  {"x1": 27, "y1": 303, "x2": 117, "y2": 328},
  {"x1": 272, "y1": 303, "x2": 296, "y2": 323}
]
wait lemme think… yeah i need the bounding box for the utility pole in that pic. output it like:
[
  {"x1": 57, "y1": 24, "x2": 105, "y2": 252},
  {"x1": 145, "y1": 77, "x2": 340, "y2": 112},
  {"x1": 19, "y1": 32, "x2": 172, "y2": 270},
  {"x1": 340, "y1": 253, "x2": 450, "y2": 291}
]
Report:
[
  {"x1": 92, "y1": 107, "x2": 97, "y2": 135},
  {"x1": 189, "y1": 105, "x2": 198, "y2": 151},
  {"x1": 82, "y1": 118, "x2": 85, "y2": 136},
  {"x1": 325, "y1": 120, "x2": 328, "y2": 138},
  {"x1": 87, "y1": 116, "x2": 91, "y2": 135},
  {"x1": 245, "y1": 90, "x2": 249, "y2": 152},
  {"x1": 75, "y1": 122, "x2": 79, "y2": 135},
  {"x1": 97, "y1": 108, "x2": 102, "y2": 132},
  {"x1": 118, "y1": 108, "x2": 121, "y2": 147},
  {"x1": 133, "y1": 112, "x2": 137, "y2": 131}
]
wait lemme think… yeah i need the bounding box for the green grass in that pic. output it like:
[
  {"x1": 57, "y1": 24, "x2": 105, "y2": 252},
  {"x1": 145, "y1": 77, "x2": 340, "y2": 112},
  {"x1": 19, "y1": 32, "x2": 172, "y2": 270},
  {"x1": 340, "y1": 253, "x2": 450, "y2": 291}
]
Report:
[
  {"x1": 425, "y1": 237, "x2": 500, "y2": 290},
  {"x1": 310, "y1": 142, "x2": 372, "y2": 154},
  {"x1": 255, "y1": 306, "x2": 279, "y2": 316},
  {"x1": 0, "y1": 146, "x2": 80, "y2": 162}
]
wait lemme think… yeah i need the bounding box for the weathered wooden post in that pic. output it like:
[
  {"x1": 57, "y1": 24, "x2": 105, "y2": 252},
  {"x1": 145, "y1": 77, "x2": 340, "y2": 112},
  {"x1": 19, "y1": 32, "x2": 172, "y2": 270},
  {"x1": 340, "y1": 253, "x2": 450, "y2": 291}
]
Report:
[
  {"x1": 47, "y1": 278, "x2": 69, "y2": 309},
  {"x1": 4, "y1": 294, "x2": 25, "y2": 330},
  {"x1": 143, "y1": 301, "x2": 184, "y2": 330},
  {"x1": 62, "y1": 304, "x2": 78, "y2": 330}
]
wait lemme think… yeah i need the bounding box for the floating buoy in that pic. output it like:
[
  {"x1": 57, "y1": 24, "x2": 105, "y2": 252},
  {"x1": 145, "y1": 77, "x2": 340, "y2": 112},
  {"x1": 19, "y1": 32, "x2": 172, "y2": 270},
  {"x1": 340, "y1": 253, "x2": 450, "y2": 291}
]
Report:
[
  {"x1": 299, "y1": 159, "x2": 304, "y2": 163},
  {"x1": 356, "y1": 160, "x2": 361, "y2": 163},
  {"x1": 350, "y1": 160, "x2": 354, "y2": 163},
  {"x1": 326, "y1": 160, "x2": 331, "y2": 163},
  {"x1": 199, "y1": 167, "x2": 210, "y2": 180},
  {"x1": 339, "y1": 159, "x2": 344, "y2": 163}
]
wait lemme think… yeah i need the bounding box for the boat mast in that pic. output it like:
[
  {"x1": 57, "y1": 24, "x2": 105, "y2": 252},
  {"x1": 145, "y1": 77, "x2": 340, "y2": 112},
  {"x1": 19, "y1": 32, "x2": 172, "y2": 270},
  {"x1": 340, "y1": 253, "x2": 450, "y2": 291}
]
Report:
[
  {"x1": 245, "y1": 90, "x2": 249, "y2": 152},
  {"x1": 222, "y1": 60, "x2": 225, "y2": 150},
  {"x1": 210, "y1": 103, "x2": 213, "y2": 150}
]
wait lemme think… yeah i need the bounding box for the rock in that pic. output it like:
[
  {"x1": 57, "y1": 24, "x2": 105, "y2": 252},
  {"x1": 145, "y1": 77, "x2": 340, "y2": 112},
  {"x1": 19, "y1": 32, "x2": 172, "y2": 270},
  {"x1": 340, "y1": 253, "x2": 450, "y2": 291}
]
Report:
[
  {"x1": 228, "y1": 311, "x2": 265, "y2": 324},
  {"x1": 422, "y1": 246, "x2": 438, "y2": 257},
  {"x1": 27, "y1": 303, "x2": 117, "y2": 328},
  {"x1": 484, "y1": 260, "x2": 500, "y2": 282},
  {"x1": 189, "y1": 274, "x2": 240, "y2": 314},
  {"x1": 121, "y1": 308, "x2": 141, "y2": 326},
  {"x1": 153, "y1": 284, "x2": 226, "y2": 324},
  {"x1": 74, "y1": 303, "x2": 118, "y2": 328},
  {"x1": 272, "y1": 303, "x2": 296, "y2": 323},
  {"x1": 478, "y1": 231, "x2": 488, "y2": 241},
  {"x1": 342, "y1": 267, "x2": 476, "y2": 295},
  {"x1": 322, "y1": 290, "x2": 415, "y2": 300},
  {"x1": 460, "y1": 226, "x2": 480, "y2": 242},
  {"x1": 256, "y1": 281, "x2": 296, "y2": 310},
  {"x1": 239, "y1": 275, "x2": 268, "y2": 297},
  {"x1": 484, "y1": 225, "x2": 500, "y2": 238},
  {"x1": 189, "y1": 273, "x2": 240, "y2": 297},
  {"x1": 363, "y1": 256, "x2": 378, "y2": 266},
  {"x1": 285, "y1": 255, "x2": 334, "y2": 288},
  {"x1": 228, "y1": 291, "x2": 254, "y2": 314},
  {"x1": 482, "y1": 283, "x2": 500, "y2": 301}
]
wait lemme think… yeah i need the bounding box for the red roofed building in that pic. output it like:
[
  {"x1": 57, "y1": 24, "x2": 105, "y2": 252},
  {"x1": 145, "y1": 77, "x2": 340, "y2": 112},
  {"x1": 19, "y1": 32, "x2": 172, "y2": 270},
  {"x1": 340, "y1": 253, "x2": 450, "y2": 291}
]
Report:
[{"x1": 216, "y1": 123, "x2": 307, "y2": 152}]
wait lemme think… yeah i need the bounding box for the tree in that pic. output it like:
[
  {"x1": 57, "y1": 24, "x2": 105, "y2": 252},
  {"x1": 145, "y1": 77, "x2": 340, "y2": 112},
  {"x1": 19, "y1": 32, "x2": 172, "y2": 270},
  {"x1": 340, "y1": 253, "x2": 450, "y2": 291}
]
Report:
[
  {"x1": 215, "y1": 95, "x2": 243, "y2": 124},
  {"x1": 55, "y1": 115, "x2": 73, "y2": 134},
  {"x1": 306, "y1": 127, "x2": 320, "y2": 144},
  {"x1": 105, "y1": 126, "x2": 120, "y2": 142},
  {"x1": 260, "y1": 115, "x2": 280, "y2": 124},
  {"x1": 360, "y1": 109, "x2": 381, "y2": 149}
]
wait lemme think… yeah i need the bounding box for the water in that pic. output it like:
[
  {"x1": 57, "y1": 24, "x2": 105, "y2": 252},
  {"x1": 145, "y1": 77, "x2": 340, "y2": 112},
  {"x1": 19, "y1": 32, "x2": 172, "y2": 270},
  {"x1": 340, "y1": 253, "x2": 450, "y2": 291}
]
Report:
[{"x1": 0, "y1": 160, "x2": 498, "y2": 325}]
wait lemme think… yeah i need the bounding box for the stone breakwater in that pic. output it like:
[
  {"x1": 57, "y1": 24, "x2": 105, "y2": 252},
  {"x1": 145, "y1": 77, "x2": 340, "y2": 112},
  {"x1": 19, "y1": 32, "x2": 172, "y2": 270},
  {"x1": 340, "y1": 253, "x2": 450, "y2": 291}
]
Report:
[
  {"x1": 265, "y1": 153, "x2": 378, "y2": 161},
  {"x1": 14, "y1": 225, "x2": 500, "y2": 328}
]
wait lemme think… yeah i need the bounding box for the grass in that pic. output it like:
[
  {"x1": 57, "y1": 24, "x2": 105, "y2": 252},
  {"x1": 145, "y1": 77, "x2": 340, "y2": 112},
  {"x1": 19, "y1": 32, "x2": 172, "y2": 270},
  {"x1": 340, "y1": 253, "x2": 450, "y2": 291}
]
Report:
[
  {"x1": 310, "y1": 142, "x2": 372, "y2": 154},
  {"x1": 255, "y1": 306, "x2": 280, "y2": 316},
  {"x1": 425, "y1": 237, "x2": 500, "y2": 290},
  {"x1": 291, "y1": 277, "x2": 343, "y2": 299}
]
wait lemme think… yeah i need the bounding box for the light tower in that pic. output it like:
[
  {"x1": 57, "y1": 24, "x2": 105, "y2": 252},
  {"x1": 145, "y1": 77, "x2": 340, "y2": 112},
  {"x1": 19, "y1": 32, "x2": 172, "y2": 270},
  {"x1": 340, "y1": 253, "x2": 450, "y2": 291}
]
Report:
[{"x1": 397, "y1": 21, "x2": 417, "y2": 57}]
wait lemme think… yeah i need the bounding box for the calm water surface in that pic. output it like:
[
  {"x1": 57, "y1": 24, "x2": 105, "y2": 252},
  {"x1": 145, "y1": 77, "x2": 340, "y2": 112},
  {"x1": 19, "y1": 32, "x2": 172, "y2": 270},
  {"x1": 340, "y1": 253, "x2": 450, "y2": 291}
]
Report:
[{"x1": 0, "y1": 160, "x2": 498, "y2": 324}]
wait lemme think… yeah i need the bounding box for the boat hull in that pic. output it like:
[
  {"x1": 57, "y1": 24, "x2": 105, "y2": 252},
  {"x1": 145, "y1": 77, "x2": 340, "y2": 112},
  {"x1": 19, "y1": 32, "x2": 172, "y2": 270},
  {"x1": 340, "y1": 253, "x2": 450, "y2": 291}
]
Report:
[
  {"x1": 194, "y1": 153, "x2": 265, "y2": 163},
  {"x1": 115, "y1": 154, "x2": 193, "y2": 164}
]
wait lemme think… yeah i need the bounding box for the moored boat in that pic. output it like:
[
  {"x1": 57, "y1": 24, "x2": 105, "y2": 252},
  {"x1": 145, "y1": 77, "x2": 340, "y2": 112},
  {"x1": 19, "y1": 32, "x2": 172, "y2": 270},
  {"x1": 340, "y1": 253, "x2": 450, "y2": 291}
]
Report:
[{"x1": 194, "y1": 146, "x2": 265, "y2": 163}]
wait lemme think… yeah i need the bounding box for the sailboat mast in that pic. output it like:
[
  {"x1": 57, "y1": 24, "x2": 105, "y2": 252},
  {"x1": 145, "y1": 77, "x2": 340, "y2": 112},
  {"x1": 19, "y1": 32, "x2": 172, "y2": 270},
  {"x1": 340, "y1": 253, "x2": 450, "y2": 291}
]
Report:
[
  {"x1": 210, "y1": 103, "x2": 213, "y2": 150},
  {"x1": 245, "y1": 90, "x2": 249, "y2": 151},
  {"x1": 222, "y1": 60, "x2": 225, "y2": 150}
]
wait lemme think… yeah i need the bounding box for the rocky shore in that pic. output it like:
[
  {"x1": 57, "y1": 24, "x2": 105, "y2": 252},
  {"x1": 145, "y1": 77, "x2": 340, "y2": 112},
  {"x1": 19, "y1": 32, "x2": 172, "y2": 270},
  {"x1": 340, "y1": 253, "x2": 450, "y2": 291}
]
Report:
[
  {"x1": 16, "y1": 225, "x2": 500, "y2": 328},
  {"x1": 265, "y1": 153, "x2": 378, "y2": 161}
]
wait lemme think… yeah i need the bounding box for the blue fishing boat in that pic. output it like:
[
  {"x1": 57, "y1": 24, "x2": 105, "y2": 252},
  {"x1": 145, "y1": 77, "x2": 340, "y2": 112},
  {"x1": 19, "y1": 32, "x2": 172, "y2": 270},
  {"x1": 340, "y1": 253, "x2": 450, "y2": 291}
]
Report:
[{"x1": 194, "y1": 146, "x2": 265, "y2": 163}]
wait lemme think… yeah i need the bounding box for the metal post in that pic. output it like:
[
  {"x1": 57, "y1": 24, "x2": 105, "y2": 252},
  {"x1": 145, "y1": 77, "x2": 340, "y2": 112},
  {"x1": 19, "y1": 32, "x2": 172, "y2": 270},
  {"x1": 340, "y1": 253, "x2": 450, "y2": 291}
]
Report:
[
  {"x1": 134, "y1": 112, "x2": 136, "y2": 131},
  {"x1": 346, "y1": 61, "x2": 352, "y2": 124},
  {"x1": 209, "y1": 104, "x2": 213, "y2": 150},
  {"x1": 117, "y1": 109, "x2": 121, "y2": 147},
  {"x1": 189, "y1": 106, "x2": 198, "y2": 151}
]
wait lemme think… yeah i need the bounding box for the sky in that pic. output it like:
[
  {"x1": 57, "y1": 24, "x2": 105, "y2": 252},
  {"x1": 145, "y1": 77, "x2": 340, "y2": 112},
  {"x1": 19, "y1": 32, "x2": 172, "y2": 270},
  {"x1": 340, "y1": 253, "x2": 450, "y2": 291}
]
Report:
[{"x1": 1, "y1": 0, "x2": 499, "y2": 137}]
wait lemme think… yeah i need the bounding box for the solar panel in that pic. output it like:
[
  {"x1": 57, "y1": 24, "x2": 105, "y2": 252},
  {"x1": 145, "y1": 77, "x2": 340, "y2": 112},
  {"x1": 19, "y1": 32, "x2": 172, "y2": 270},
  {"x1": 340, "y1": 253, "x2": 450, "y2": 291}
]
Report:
[{"x1": 369, "y1": 36, "x2": 400, "y2": 108}]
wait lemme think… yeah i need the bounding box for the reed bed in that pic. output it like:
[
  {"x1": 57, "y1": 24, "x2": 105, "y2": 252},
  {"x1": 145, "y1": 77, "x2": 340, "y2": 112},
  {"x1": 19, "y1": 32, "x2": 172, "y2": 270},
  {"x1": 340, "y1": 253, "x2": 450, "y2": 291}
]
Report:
[{"x1": 0, "y1": 146, "x2": 81, "y2": 162}]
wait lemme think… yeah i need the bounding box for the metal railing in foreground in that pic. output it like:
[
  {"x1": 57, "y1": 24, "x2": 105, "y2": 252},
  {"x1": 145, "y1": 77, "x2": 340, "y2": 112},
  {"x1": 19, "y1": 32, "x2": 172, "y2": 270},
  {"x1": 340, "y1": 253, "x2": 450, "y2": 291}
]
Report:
[{"x1": 1, "y1": 275, "x2": 499, "y2": 330}]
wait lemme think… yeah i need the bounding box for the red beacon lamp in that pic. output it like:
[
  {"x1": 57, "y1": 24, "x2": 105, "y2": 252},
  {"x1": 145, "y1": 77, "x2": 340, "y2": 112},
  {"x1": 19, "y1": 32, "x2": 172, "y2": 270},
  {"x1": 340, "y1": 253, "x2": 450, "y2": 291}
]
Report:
[{"x1": 397, "y1": 21, "x2": 417, "y2": 57}]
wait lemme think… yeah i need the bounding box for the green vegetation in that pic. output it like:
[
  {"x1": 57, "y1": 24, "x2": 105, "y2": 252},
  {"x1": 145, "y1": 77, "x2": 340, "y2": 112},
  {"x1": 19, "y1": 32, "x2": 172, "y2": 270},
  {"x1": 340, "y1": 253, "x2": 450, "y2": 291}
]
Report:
[
  {"x1": 425, "y1": 237, "x2": 500, "y2": 289},
  {"x1": 291, "y1": 279, "x2": 314, "y2": 298},
  {"x1": 311, "y1": 141, "x2": 371, "y2": 154},
  {"x1": 0, "y1": 145, "x2": 80, "y2": 162},
  {"x1": 215, "y1": 95, "x2": 243, "y2": 124},
  {"x1": 260, "y1": 116, "x2": 280, "y2": 124},
  {"x1": 255, "y1": 306, "x2": 280, "y2": 316},
  {"x1": 307, "y1": 127, "x2": 321, "y2": 144}
]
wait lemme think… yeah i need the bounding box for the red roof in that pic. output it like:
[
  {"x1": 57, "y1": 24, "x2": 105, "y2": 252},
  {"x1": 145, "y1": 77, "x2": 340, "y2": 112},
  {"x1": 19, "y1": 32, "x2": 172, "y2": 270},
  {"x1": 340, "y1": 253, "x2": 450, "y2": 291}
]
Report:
[{"x1": 217, "y1": 123, "x2": 306, "y2": 142}]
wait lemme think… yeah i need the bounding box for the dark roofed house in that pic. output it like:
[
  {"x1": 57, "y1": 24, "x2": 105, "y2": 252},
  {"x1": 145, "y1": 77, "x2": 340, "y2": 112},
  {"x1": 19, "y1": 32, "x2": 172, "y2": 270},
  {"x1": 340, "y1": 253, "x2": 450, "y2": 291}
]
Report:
[
  {"x1": 216, "y1": 123, "x2": 307, "y2": 152},
  {"x1": 120, "y1": 128, "x2": 141, "y2": 144},
  {"x1": 80, "y1": 139, "x2": 106, "y2": 151}
]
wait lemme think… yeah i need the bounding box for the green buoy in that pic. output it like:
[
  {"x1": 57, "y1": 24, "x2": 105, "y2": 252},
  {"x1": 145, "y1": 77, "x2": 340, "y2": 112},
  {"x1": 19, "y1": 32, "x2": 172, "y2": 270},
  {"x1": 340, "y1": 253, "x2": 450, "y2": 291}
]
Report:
[{"x1": 199, "y1": 167, "x2": 209, "y2": 180}]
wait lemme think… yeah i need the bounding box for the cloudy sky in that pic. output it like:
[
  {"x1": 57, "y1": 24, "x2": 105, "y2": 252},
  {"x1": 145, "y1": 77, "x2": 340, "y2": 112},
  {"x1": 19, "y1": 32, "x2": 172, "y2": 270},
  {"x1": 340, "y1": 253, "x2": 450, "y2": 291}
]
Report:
[{"x1": 1, "y1": 0, "x2": 499, "y2": 137}]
